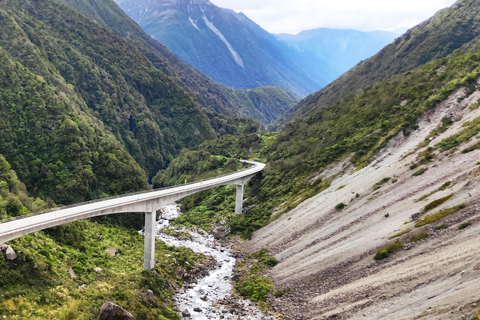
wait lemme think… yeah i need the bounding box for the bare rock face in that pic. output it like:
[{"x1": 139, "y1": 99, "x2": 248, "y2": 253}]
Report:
[
  {"x1": 99, "y1": 301, "x2": 135, "y2": 320},
  {"x1": 0, "y1": 244, "x2": 17, "y2": 260},
  {"x1": 105, "y1": 248, "x2": 120, "y2": 257}
]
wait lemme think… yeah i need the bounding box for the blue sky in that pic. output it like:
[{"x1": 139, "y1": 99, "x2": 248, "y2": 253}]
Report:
[{"x1": 209, "y1": 0, "x2": 457, "y2": 34}]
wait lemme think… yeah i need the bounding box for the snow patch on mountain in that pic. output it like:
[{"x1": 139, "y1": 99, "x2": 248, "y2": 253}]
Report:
[
  {"x1": 189, "y1": 16, "x2": 200, "y2": 31},
  {"x1": 201, "y1": 12, "x2": 244, "y2": 68}
]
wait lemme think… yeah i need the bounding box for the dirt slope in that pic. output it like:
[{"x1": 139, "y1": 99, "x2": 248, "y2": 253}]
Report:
[{"x1": 244, "y1": 86, "x2": 480, "y2": 319}]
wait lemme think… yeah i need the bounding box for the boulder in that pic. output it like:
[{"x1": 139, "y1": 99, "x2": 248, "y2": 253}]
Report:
[
  {"x1": 181, "y1": 309, "x2": 191, "y2": 318},
  {"x1": 105, "y1": 248, "x2": 120, "y2": 257},
  {"x1": 211, "y1": 226, "x2": 228, "y2": 240},
  {"x1": 0, "y1": 244, "x2": 17, "y2": 260},
  {"x1": 78, "y1": 284, "x2": 87, "y2": 290},
  {"x1": 99, "y1": 301, "x2": 135, "y2": 320},
  {"x1": 93, "y1": 267, "x2": 103, "y2": 274},
  {"x1": 145, "y1": 290, "x2": 156, "y2": 304}
]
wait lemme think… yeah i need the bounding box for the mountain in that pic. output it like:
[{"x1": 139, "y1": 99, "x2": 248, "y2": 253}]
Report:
[
  {"x1": 52, "y1": 0, "x2": 299, "y2": 125},
  {"x1": 276, "y1": 28, "x2": 398, "y2": 85},
  {"x1": 113, "y1": 0, "x2": 325, "y2": 96},
  {"x1": 283, "y1": 0, "x2": 480, "y2": 123}
]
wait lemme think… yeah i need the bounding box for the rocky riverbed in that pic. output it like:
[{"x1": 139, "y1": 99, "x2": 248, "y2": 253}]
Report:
[{"x1": 156, "y1": 204, "x2": 278, "y2": 320}]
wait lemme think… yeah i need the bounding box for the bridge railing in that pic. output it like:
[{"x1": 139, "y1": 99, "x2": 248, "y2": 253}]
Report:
[{"x1": 0, "y1": 161, "x2": 262, "y2": 224}]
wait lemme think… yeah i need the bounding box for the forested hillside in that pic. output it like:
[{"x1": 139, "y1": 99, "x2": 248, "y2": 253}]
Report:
[
  {"x1": 284, "y1": 0, "x2": 480, "y2": 122},
  {"x1": 51, "y1": 0, "x2": 298, "y2": 124}
]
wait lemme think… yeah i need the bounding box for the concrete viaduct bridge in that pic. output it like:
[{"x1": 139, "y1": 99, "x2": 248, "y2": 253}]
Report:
[{"x1": 0, "y1": 161, "x2": 265, "y2": 269}]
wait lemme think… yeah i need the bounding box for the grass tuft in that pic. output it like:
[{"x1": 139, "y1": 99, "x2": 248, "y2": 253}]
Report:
[
  {"x1": 458, "y1": 222, "x2": 472, "y2": 230},
  {"x1": 410, "y1": 233, "x2": 429, "y2": 243},
  {"x1": 412, "y1": 167, "x2": 428, "y2": 176},
  {"x1": 373, "y1": 177, "x2": 391, "y2": 190},
  {"x1": 423, "y1": 194, "x2": 453, "y2": 213},
  {"x1": 415, "y1": 204, "x2": 467, "y2": 227},
  {"x1": 389, "y1": 228, "x2": 412, "y2": 239},
  {"x1": 374, "y1": 241, "x2": 403, "y2": 260}
]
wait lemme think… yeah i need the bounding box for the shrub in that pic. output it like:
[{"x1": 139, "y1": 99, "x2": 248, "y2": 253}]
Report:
[
  {"x1": 273, "y1": 287, "x2": 290, "y2": 297},
  {"x1": 435, "y1": 224, "x2": 449, "y2": 230},
  {"x1": 458, "y1": 222, "x2": 472, "y2": 230},
  {"x1": 335, "y1": 203, "x2": 346, "y2": 212},
  {"x1": 373, "y1": 177, "x2": 391, "y2": 190},
  {"x1": 412, "y1": 167, "x2": 428, "y2": 176},
  {"x1": 235, "y1": 277, "x2": 274, "y2": 302},
  {"x1": 335, "y1": 185, "x2": 346, "y2": 191},
  {"x1": 415, "y1": 204, "x2": 467, "y2": 227},
  {"x1": 374, "y1": 241, "x2": 403, "y2": 260},
  {"x1": 423, "y1": 194, "x2": 453, "y2": 213},
  {"x1": 249, "y1": 249, "x2": 278, "y2": 268},
  {"x1": 410, "y1": 233, "x2": 429, "y2": 243}
]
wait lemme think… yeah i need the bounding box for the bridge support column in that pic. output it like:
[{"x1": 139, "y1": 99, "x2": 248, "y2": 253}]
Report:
[
  {"x1": 144, "y1": 211, "x2": 156, "y2": 270},
  {"x1": 235, "y1": 184, "x2": 244, "y2": 215}
]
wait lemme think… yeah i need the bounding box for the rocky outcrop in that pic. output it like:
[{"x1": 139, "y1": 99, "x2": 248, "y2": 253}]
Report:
[
  {"x1": 99, "y1": 301, "x2": 135, "y2": 320},
  {"x1": 0, "y1": 244, "x2": 17, "y2": 260},
  {"x1": 105, "y1": 248, "x2": 120, "y2": 256}
]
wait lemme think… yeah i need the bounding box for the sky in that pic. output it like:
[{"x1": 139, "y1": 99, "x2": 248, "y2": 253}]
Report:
[{"x1": 209, "y1": 0, "x2": 458, "y2": 34}]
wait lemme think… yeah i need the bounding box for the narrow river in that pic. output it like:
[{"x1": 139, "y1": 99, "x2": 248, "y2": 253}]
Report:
[{"x1": 155, "y1": 204, "x2": 277, "y2": 320}]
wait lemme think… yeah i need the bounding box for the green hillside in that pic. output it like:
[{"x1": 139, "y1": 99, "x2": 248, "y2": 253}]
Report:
[
  {"x1": 285, "y1": 0, "x2": 480, "y2": 122},
  {"x1": 52, "y1": 0, "x2": 298, "y2": 124}
]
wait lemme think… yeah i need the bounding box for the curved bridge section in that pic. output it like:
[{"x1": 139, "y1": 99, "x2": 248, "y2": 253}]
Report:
[{"x1": 0, "y1": 161, "x2": 265, "y2": 269}]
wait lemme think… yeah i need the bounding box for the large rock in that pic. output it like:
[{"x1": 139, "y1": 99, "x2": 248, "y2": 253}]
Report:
[
  {"x1": 1, "y1": 244, "x2": 17, "y2": 260},
  {"x1": 105, "y1": 248, "x2": 120, "y2": 257},
  {"x1": 99, "y1": 301, "x2": 135, "y2": 320}
]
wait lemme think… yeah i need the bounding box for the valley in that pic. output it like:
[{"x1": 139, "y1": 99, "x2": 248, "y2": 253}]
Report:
[{"x1": 1, "y1": 0, "x2": 480, "y2": 319}]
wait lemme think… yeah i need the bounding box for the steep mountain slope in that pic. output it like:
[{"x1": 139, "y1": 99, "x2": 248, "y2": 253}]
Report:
[
  {"x1": 0, "y1": 43, "x2": 148, "y2": 204},
  {"x1": 246, "y1": 84, "x2": 480, "y2": 319},
  {"x1": 52, "y1": 0, "x2": 298, "y2": 124},
  {"x1": 284, "y1": 0, "x2": 480, "y2": 122},
  {"x1": 114, "y1": 0, "x2": 324, "y2": 96},
  {"x1": 277, "y1": 28, "x2": 398, "y2": 85}
]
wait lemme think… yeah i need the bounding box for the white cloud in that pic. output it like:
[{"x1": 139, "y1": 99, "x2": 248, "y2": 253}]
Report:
[{"x1": 209, "y1": 0, "x2": 457, "y2": 34}]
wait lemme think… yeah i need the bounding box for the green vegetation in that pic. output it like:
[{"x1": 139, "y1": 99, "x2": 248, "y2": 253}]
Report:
[
  {"x1": 423, "y1": 194, "x2": 453, "y2": 213},
  {"x1": 415, "y1": 204, "x2": 467, "y2": 227},
  {"x1": 389, "y1": 228, "x2": 412, "y2": 239},
  {"x1": 416, "y1": 182, "x2": 452, "y2": 201},
  {"x1": 373, "y1": 178, "x2": 391, "y2": 190},
  {"x1": 0, "y1": 155, "x2": 54, "y2": 220},
  {"x1": 436, "y1": 115, "x2": 480, "y2": 152},
  {"x1": 410, "y1": 233, "x2": 429, "y2": 243},
  {"x1": 152, "y1": 150, "x2": 245, "y2": 188},
  {"x1": 273, "y1": 288, "x2": 290, "y2": 298},
  {"x1": 235, "y1": 249, "x2": 279, "y2": 303},
  {"x1": 435, "y1": 224, "x2": 449, "y2": 230},
  {"x1": 235, "y1": 277, "x2": 274, "y2": 302},
  {"x1": 335, "y1": 185, "x2": 346, "y2": 191},
  {"x1": 0, "y1": 220, "x2": 207, "y2": 319},
  {"x1": 412, "y1": 167, "x2": 428, "y2": 176},
  {"x1": 335, "y1": 203, "x2": 347, "y2": 212},
  {"x1": 458, "y1": 222, "x2": 472, "y2": 229},
  {"x1": 374, "y1": 241, "x2": 404, "y2": 260},
  {"x1": 248, "y1": 249, "x2": 279, "y2": 268}
]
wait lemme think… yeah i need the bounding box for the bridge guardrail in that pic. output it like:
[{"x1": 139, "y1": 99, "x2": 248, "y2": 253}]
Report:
[{"x1": 0, "y1": 160, "x2": 263, "y2": 224}]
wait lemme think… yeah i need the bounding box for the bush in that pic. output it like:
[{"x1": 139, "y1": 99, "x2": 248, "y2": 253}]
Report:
[
  {"x1": 249, "y1": 249, "x2": 278, "y2": 268},
  {"x1": 458, "y1": 222, "x2": 472, "y2": 230},
  {"x1": 423, "y1": 194, "x2": 453, "y2": 213},
  {"x1": 435, "y1": 224, "x2": 449, "y2": 230},
  {"x1": 415, "y1": 204, "x2": 467, "y2": 227},
  {"x1": 412, "y1": 167, "x2": 428, "y2": 176},
  {"x1": 410, "y1": 233, "x2": 429, "y2": 243},
  {"x1": 335, "y1": 203, "x2": 346, "y2": 212},
  {"x1": 235, "y1": 277, "x2": 274, "y2": 302},
  {"x1": 374, "y1": 241, "x2": 403, "y2": 260}
]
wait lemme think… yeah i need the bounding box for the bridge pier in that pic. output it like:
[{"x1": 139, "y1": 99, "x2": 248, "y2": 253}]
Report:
[
  {"x1": 235, "y1": 184, "x2": 244, "y2": 215},
  {"x1": 144, "y1": 211, "x2": 156, "y2": 270}
]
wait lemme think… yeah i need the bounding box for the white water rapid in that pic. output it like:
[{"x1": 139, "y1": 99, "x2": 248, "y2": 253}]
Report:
[{"x1": 155, "y1": 204, "x2": 277, "y2": 320}]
